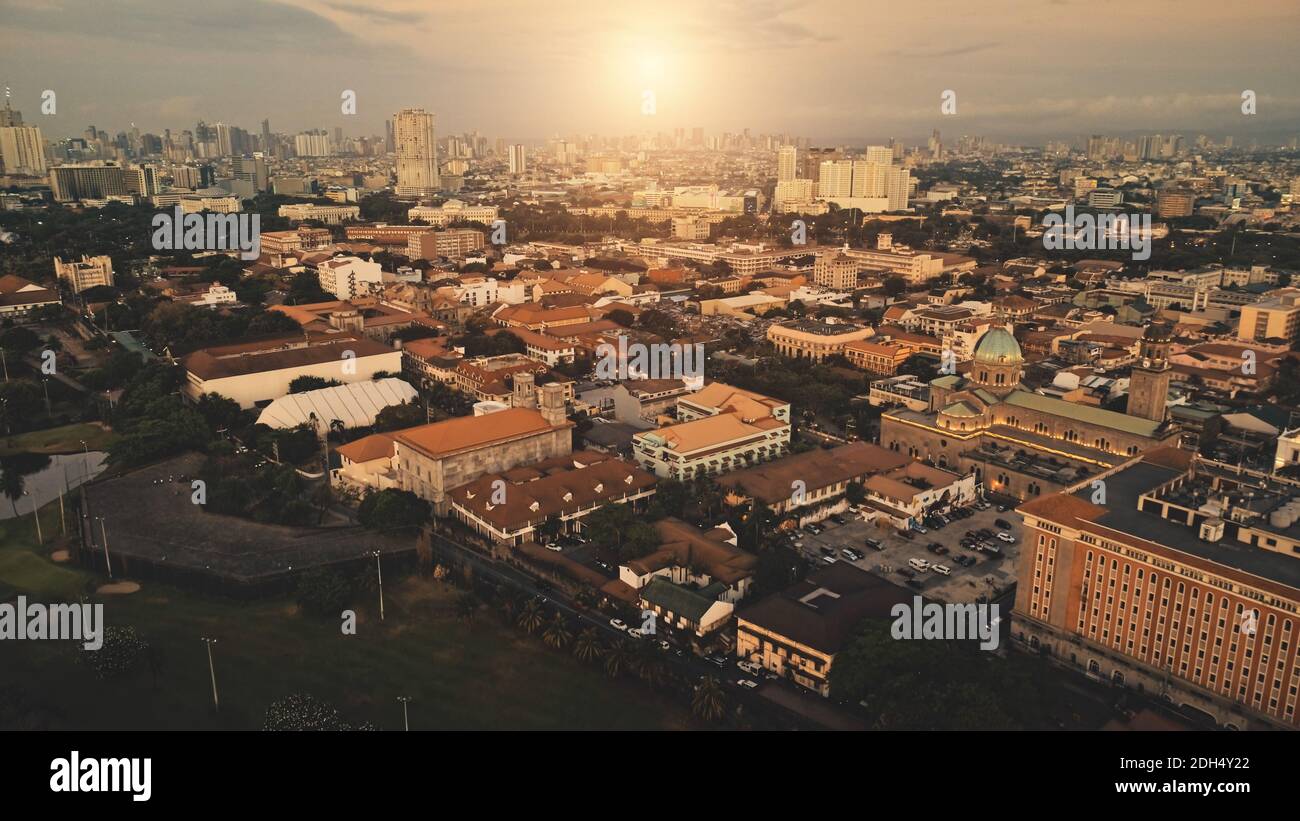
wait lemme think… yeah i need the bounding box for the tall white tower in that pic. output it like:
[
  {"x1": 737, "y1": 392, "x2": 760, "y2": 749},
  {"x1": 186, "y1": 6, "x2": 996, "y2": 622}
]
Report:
[{"x1": 394, "y1": 108, "x2": 439, "y2": 197}]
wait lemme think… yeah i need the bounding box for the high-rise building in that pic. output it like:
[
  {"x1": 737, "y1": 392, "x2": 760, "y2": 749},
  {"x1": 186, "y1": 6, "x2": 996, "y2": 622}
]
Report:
[
  {"x1": 232, "y1": 154, "x2": 269, "y2": 193},
  {"x1": 0, "y1": 96, "x2": 21, "y2": 127},
  {"x1": 49, "y1": 163, "x2": 135, "y2": 201},
  {"x1": 885, "y1": 167, "x2": 911, "y2": 211},
  {"x1": 777, "y1": 145, "x2": 797, "y2": 182},
  {"x1": 508, "y1": 144, "x2": 527, "y2": 175},
  {"x1": 0, "y1": 124, "x2": 46, "y2": 175},
  {"x1": 1156, "y1": 188, "x2": 1195, "y2": 219},
  {"x1": 393, "y1": 108, "x2": 439, "y2": 197}
]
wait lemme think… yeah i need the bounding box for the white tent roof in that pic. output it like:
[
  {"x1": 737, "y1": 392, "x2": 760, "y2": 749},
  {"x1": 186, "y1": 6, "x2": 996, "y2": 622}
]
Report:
[{"x1": 256, "y1": 378, "x2": 418, "y2": 430}]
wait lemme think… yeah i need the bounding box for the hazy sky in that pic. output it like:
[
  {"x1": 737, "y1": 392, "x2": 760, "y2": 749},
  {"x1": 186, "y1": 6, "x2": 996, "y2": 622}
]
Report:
[{"x1": 3, "y1": 0, "x2": 1299, "y2": 144}]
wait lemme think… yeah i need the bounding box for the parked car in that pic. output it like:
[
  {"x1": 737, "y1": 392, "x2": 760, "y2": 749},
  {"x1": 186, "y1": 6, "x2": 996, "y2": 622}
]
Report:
[
  {"x1": 546, "y1": 542, "x2": 564, "y2": 552},
  {"x1": 983, "y1": 544, "x2": 1002, "y2": 555},
  {"x1": 914, "y1": 526, "x2": 928, "y2": 535},
  {"x1": 658, "y1": 640, "x2": 671, "y2": 651},
  {"x1": 819, "y1": 546, "x2": 835, "y2": 556},
  {"x1": 609, "y1": 618, "x2": 627, "y2": 631},
  {"x1": 738, "y1": 660, "x2": 762, "y2": 676},
  {"x1": 908, "y1": 558, "x2": 931, "y2": 571},
  {"x1": 707, "y1": 655, "x2": 726, "y2": 667},
  {"x1": 865, "y1": 538, "x2": 884, "y2": 551},
  {"x1": 898, "y1": 567, "x2": 916, "y2": 579},
  {"x1": 932, "y1": 564, "x2": 951, "y2": 576},
  {"x1": 829, "y1": 514, "x2": 846, "y2": 525},
  {"x1": 823, "y1": 555, "x2": 838, "y2": 565},
  {"x1": 995, "y1": 519, "x2": 1012, "y2": 529},
  {"x1": 736, "y1": 679, "x2": 758, "y2": 689},
  {"x1": 997, "y1": 532, "x2": 1016, "y2": 544},
  {"x1": 841, "y1": 548, "x2": 860, "y2": 561}
]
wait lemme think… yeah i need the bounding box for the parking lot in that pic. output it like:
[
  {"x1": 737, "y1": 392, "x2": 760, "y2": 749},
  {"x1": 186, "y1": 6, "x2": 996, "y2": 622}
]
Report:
[{"x1": 790, "y1": 502, "x2": 1022, "y2": 604}]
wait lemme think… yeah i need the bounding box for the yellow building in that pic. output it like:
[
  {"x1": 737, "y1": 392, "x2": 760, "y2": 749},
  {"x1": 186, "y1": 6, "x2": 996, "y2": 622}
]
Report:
[{"x1": 1238, "y1": 289, "x2": 1300, "y2": 343}]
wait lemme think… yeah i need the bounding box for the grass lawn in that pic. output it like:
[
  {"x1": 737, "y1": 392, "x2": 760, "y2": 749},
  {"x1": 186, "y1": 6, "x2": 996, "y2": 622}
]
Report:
[
  {"x1": 0, "y1": 505, "x2": 691, "y2": 730},
  {"x1": 0, "y1": 422, "x2": 118, "y2": 457}
]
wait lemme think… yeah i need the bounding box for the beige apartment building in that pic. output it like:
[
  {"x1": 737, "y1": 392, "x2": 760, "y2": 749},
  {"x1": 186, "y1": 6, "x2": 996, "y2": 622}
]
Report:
[{"x1": 1238, "y1": 289, "x2": 1300, "y2": 343}]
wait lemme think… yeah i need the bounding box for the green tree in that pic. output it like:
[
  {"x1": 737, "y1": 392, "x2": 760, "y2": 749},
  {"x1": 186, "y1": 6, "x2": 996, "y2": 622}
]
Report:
[
  {"x1": 356, "y1": 489, "x2": 431, "y2": 534},
  {"x1": 373, "y1": 401, "x2": 425, "y2": 432},
  {"x1": 289, "y1": 375, "x2": 343, "y2": 394}
]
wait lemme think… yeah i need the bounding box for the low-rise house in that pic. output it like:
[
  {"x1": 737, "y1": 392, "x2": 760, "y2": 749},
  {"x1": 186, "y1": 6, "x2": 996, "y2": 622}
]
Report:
[{"x1": 736, "y1": 562, "x2": 913, "y2": 696}]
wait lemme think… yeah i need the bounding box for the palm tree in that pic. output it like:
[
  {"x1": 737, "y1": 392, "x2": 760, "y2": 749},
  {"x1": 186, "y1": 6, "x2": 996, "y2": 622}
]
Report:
[
  {"x1": 542, "y1": 613, "x2": 572, "y2": 650},
  {"x1": 516, "y1": 598, "x2": 545, "y2": 635},
  {"x1": 572, "y1": 627, "x2": 602, "y2": 663},
  {"x1": 692, "y1": 675, "x2": 727, "y2": 723},
  {"x1": 603, "y1": 639, "x2": 633, "y2": 678},
  {"x1": 631, "y1": 643, "x2": 667, "y2": 686}
]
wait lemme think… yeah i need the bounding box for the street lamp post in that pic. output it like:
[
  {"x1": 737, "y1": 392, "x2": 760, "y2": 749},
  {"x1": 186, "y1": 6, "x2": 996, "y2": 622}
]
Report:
[
  {"x1": 397, "y1": 696, "x2": 410, "y2": 731},
  {"x1": 201, "y1": 637, "x2": 220, "y2": 712},
  {"x1": 369, "y1": 549, "x2": 385, "y2": 621}
]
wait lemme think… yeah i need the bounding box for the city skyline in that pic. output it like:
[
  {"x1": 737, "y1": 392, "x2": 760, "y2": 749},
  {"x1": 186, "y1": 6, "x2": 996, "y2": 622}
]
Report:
[{"x1": 2, "y1": 0, "x2": 1299, "y2": 143}]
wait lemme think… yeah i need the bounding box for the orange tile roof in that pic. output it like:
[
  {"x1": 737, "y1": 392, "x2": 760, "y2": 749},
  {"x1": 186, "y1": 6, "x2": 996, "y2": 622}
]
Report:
[{"x1": 393, "y1": 407, "x2": 570, "y2": 459}]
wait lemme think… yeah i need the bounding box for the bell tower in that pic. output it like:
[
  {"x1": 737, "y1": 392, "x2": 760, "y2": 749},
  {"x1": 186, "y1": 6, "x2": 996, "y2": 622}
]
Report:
[{"x1": 1127, "y1": 323, "x2": 1173, "y2": 423}]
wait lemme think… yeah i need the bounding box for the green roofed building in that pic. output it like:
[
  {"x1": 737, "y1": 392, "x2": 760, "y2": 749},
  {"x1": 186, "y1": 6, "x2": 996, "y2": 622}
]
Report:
[
  {"x1": 639, "y1": 577, "x2": 734, "y2": 637},
  {"x1": 880, "y1": 326, "x2": 1182, "y2": 501}
]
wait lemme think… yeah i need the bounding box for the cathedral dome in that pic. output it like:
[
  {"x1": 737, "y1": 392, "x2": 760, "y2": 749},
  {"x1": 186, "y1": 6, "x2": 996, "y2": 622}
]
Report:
[{"x1": 972, "y1": 328, "x2": 1023, "y2": 366}]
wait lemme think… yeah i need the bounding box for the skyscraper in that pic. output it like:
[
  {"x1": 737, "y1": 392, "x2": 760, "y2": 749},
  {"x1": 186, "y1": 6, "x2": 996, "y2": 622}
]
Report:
[
  {"x1": 777, "y1": 145, "x2": 797, "y2": 182},
  {"x1": 508, "y1": 144, "x2": 527, "y2": 175},
  {"x1": 393, "y1": 108, "x2": 439, "y2": 197},
  {"x1": 0, "y1": 123, "x2": 46, "y2": 175}
]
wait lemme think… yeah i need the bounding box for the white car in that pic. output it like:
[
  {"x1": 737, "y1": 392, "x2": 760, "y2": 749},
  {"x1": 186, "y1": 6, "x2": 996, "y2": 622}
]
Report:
[
  {"x1": 736, "y1": 679, "x2": 758, "y2": 689},
  {"x1": 609, "y1": 618, "x2": 627, "y2": 631},
  {"x1": 737, "y1": 660, "x2": 762, "y2": 676},
  {"x1": 546, "y1": 542, "x2": 563, "y2": 552},
  {"x1": 997, "y1": 532, "x2": 1016, "y2": 544},
  {"x1": 625, "y1": 626, "x2": 644, "y2": 640},
  {"x1": 931, "y1": 564, "x2": 951, "y2": 576},
  {"x1": 823, "y1": 555, "x2": 838, "y2": 565}
]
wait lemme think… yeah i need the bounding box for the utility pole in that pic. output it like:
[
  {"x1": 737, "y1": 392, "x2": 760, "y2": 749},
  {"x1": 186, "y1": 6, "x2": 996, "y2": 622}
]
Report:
[
  {"x1": 201, "y1": 637, "x2": 220, "y2": 712},
  {"x1": 1, "y1": 347, "x2": 8, "y2": 382}
]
